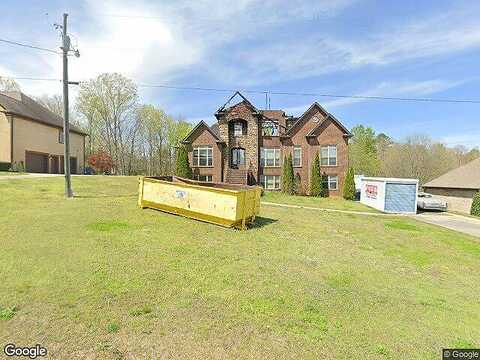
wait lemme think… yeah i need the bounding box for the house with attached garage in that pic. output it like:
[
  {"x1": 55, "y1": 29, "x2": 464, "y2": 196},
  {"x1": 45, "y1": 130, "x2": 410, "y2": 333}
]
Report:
[
  {"x1": 181, "y1": 92, "x2": 352, "y2": 195},
  {"x1": 0, "y1": 91, "x2": 87, "y2": 174},
  {"x1": 423, "y1": 157, "x2": 480, "y2": 213}
]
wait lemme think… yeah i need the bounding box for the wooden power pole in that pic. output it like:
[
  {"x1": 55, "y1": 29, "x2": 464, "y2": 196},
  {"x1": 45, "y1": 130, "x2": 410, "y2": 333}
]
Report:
[{"x1": 61, "y1": 13, "x2": 73, "y2": 198}]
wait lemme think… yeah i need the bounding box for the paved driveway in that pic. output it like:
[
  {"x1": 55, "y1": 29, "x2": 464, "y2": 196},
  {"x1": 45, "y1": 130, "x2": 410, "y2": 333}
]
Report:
[{"x1": 414, "y1": 212, "x2": 480, "y2": 238}]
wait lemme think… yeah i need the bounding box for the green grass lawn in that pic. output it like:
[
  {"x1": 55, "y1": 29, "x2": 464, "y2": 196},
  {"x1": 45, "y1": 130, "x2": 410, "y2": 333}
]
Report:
[
  {"x1": 0, "y1": 171, "x2": 27, "y2": 176},
  {"x1": 262, "y1": 190, "x2": 378, "y2": 212},
  {"x1": 0, "y1": 176, "x2": 479, "y2": 359}
]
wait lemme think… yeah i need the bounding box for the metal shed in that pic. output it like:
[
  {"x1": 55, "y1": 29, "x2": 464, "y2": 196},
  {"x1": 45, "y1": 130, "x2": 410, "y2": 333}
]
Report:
[{"x1": 360, "y1": 177, "x2": 419, "y2": 214}]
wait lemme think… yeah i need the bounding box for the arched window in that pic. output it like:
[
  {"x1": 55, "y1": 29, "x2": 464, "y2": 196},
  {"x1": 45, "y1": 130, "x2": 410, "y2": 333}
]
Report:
[{"x1": 231, "y1": 148, "x2": 245, "y2": 168}]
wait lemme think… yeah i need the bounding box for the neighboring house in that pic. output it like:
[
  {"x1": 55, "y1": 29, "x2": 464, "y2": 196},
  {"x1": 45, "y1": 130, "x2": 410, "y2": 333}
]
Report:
[
  {"x1": 181, "y1": 92, "x2": 352, "y2": 195},
  {"x1": 423, "y1": 158, "x2": 480, "y2": 213},
  {"x1": 0, "y1": 91, "x2": 87, "y2": 174}
]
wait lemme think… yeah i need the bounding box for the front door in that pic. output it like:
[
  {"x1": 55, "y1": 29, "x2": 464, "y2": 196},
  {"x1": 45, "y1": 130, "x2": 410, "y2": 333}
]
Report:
[{"x1": 231, "y1": 148, "x2": 245, "y2": 169}]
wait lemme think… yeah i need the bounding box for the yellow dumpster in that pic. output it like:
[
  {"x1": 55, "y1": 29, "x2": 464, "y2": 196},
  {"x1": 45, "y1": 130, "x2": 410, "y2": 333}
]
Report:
[{"x1": 138, "y1": 176, "x2": 262, "y2": 229}]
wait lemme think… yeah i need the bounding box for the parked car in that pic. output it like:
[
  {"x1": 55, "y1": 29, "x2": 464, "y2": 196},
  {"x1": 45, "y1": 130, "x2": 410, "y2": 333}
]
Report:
[{"x1": 417, "y1": 192, "x2": 448, "y2": 211}]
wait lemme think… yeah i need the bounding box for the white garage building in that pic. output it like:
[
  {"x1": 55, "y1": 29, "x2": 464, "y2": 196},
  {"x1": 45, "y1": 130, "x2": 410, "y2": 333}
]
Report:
[{"x1": 360, "y1": 177, "x2": 419, "y2": 214}]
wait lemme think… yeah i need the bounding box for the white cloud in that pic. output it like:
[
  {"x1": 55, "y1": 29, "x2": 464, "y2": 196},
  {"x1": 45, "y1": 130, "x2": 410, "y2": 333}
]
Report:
[{"x1": 239, "y1": 7, "x2": 480, "y2": 81}]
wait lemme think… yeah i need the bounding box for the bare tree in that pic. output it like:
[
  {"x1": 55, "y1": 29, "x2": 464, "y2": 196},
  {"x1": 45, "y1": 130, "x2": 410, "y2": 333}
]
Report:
[{"x1": 0, "y1": 77, "x2": 21, "y2": 92}]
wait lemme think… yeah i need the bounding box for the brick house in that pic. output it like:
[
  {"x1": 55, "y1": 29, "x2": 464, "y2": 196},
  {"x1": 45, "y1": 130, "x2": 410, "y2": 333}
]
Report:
[
  {"x1": 0, "y1": 91, "x2": 87, "y2": 174},
  {"x1": 181, "y1": 92, "x2": 352, "y2": 195}
]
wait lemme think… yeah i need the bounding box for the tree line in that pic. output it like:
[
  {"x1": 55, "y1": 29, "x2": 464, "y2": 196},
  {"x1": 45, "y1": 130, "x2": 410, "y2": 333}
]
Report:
[
  {"x1": 2, "y1": 74, "x2": 193, "y2": 176},
  {"x1": 349, "y1": 125, "x2": 480, "y2": 184}
]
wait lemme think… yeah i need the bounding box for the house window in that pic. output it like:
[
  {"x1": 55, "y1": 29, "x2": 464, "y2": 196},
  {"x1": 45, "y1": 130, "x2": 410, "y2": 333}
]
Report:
[
  {"x1": 58, "y1": 129, "x2": 64, "y2": 144},
  {"x1": 293, "y1": 146, "x2": 302, "y2": 167},
  {"x1": 231, "y1": 148, "x2": 245, "y2": 168},
  {"x1": 260, "y1": 148, "x2": 281, "y2": 167},
  {"x1": 194, "y1": 174, "x2": 212, "y2": 182},
  {"x1": 323, "y1": 175, "x2": 338, "y2": 190},
  {"x1": 193, "y1": 146, "x2": 213, "y2": 167},
  {"x1": 262, "y1": 120, "x2": 279, "y2": 136},
  {"x1": 233, "y1": 122, "x2": 244, "y2": 137},
  {"x1": 321, "y1": 145, "x2": 337, "y2": 166},
  {"x1": 260, "y1": 175, "x2": 281, "y2": 190}
]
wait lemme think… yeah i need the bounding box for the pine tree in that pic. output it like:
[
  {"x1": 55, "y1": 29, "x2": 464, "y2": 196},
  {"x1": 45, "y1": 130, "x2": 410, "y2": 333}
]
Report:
[
  {"x1": 343, "y1": 167, "x2": 356, "y2": 200},
  {"x1": 310, "y1": 152, "x2": 322, "y2": 196},
  {"x1": 175, "y1": 146, "x2": 193, "y2": 179},
  {"x1": 281, "y1": 154, "x2": 295, "y2": 194},
  {"x1": 320, "y1": 173, "x2": 329, "y2": 197},
  {"x1": 471, "y1": 191, "x2": 480, "y2": 217}
]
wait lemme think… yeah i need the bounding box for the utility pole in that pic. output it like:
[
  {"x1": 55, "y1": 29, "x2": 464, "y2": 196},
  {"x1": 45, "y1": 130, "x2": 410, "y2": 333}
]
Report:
[{"x1": 61, "y1": 13, "x2": 73, "y2": 198}]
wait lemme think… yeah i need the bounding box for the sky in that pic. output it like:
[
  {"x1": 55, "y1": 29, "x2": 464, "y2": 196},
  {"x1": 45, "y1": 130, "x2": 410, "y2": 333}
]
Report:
[{"x1": 1, "y1": 0, "x2": 480, "y2": 148}]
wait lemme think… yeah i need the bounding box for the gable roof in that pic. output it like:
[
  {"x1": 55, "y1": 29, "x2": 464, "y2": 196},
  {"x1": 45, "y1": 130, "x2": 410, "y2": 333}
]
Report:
[
  {"x1": 305, "y1": 113, "x2": 352, "y2": 138},
  {"x1": 0, "y1": 91, "x2": 87, "y2": 135},
  {"x1": 423, "y1": 157, "x2": 480, "y2": 190},
  {"x1": 283, "y1": 102, "x2": 351, "y2": 138},
  {"x1": 181, "y1": 120, "x2": 224, "y2": 144},
  {"x1": 215, "y1": 91, "x2": 259, "y2": 115}
]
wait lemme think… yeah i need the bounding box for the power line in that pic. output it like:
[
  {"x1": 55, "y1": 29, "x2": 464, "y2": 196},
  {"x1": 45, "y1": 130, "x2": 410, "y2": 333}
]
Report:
[
  {"x1": 137, "y1": 83, "x2": 480, "y2": 104},
  {"x1": 3, "y1": 76, "x2": 480, "y2": 104},
  {"x1": 0, "y1": 38, "x2": 61, "y2": 55}
]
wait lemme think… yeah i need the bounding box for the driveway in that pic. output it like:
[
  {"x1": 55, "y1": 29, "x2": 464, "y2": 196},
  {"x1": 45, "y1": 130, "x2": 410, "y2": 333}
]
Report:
[{"x1": 414, "y1": 212, "x2": 480, "y2": 238}]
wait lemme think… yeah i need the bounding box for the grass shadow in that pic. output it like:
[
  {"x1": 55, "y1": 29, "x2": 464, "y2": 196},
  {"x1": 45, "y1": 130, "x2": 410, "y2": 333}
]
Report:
[{"x1": 250, "y1": 216, "x2": 278, "y2": 229}]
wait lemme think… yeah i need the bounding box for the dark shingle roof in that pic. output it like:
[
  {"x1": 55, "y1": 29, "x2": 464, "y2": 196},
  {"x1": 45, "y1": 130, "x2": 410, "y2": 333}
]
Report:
[{"x1": 0, "y1": 91, "x2": 87, "y2": 135}]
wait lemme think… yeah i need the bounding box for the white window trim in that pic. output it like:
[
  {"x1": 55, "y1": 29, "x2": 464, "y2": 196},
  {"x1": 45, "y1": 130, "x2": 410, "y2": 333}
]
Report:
[
  {"x1": 293, "y1": 146, "x2": 302, "y2": 167},
  {"x1": 261, "y1": 148, "x2": 281, "y2": 168},
  {"x1": 326, "y1": 175, "x2": 338, "y2": 190},
  {"x1": 321, "y1": 145, "x2": 338, "y2": 167},
  {"x1": 261, "y1": 175, "x2": 281, "y2": 190},
  {"x1": 194, "y1": 174, "x2": 213, "y2": 182},
  {"x1": 193, "y1": 146, "x2": 213, "y2": 167},
  {"x1": 233, "y1": 122, "x2": 243, "y2": 137}
]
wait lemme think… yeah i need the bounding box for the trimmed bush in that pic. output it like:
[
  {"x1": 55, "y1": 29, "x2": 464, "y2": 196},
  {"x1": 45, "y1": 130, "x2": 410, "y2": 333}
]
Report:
[
  {"x1": 281, "y1": 154, "x2": 295, "y2": 194},
  {"x1": 175, "y1": 146, "x2": 193, "y2": 179},
  {"x1": 471, "y1": 191, "x2": 480, "y2": 217},
  {"x1": 343, "y1": 167, "x2": 356, "y2": 200},
  {"x1": 0, "y1": 162, "x2": 11, "y2": 172},
  {"x1": 320, "y1": 173, "x2": 329, "y2": 197},
  {"x1": 310, "y1": 152, "x2": 322, "y2": 196}
]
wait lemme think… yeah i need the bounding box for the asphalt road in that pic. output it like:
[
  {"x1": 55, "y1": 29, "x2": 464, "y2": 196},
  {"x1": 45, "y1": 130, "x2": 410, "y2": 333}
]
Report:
[{"x1": 415, "y1": 212, "x2": 480, "y2": 239}]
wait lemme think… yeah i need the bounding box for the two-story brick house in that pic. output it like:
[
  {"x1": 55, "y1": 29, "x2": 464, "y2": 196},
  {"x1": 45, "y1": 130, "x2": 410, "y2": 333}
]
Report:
[{"x1": 181, "y1": 92, "x2": 352, "y2": 195}]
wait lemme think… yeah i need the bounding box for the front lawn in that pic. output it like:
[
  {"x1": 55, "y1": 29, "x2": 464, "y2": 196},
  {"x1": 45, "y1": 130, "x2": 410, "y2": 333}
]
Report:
[
  {"x1": 0, "y1": 176, "x2": 479, "y2": 359},
  {"x1": 0, "y1": 171, "x2": 26, "y2": 176},
  {"x1": 262, "y1": 190, "x2": 378, "y2": 212}
]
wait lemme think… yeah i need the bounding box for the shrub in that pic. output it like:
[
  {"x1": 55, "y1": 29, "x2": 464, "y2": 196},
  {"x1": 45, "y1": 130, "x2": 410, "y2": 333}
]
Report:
[
  {"x1": 87, "y1": 151, "x2": 113, "y2": 174},
  {"x1": 471, "y1": 191, "x2": 480, "y2": 217},
  {"x1": 281, "y1": 154, "x2": 295, "y2": 194},
  {"x1": 343, "y1": 167, "x2": 356, "y2": 200},
  {"x1": 175, "y1": 146, "x2": 192, "y2": 179},
  {"x1": 310, "y1": 152, "x2": 322, "y2": 196},
  {"x1": 320, "y1": 173, "x2": 329, "y2": 197},
  {"x1": 0, "y1": 162, "x2": 10, "y2": 171}
]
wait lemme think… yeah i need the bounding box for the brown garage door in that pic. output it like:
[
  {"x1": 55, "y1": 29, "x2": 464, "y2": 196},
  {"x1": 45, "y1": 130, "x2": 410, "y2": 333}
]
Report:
[{"x1": 25, "y1": 151, "x2": 49, "y2": 173}]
